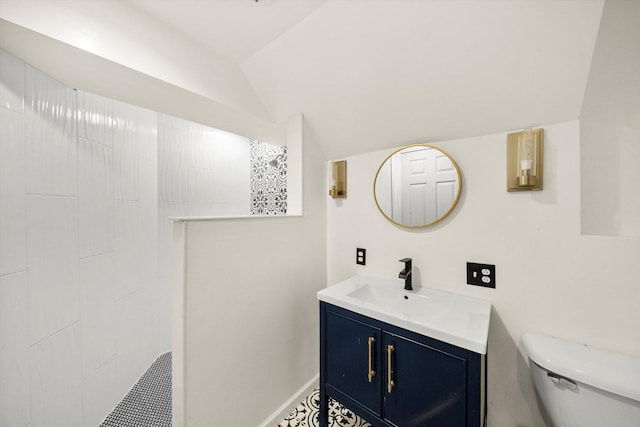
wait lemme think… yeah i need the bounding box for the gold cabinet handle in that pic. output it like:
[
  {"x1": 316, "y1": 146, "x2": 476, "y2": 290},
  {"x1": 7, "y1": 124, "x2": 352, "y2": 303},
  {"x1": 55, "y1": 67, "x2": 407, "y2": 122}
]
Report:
[
  {"x1": 367, "y1": 337, "x2": 376, "y2": 382},
  {"x1": 387, "y1": 344, "x2": 395, "y2": 393}
]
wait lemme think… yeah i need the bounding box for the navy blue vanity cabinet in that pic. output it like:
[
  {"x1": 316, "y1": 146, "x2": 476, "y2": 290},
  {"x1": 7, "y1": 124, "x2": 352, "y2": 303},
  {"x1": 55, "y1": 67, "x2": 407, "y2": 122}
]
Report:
[
  {"x1": 382, "y1": 331, "x2": 468, "y2": 426},
  {"x1": 324, "y1": 307, "x2": 382, "y2": 415},
  {"x1": 320, "y1": 302, "x2": 485, "y2": 427}
]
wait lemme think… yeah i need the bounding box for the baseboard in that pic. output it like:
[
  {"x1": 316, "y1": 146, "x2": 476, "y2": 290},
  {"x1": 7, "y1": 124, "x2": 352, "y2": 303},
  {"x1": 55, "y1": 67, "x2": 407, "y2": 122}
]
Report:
[{"x1": 257, "y1": 374, "x2": 319, "y2": 427}]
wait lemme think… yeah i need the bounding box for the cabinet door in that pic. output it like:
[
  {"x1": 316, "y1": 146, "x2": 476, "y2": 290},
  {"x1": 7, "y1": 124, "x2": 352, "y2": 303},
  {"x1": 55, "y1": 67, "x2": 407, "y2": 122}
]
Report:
[
  {"x1": 325, "y1": 310, "x2": 381, "y2": 414},
  {"x1": 383, "y1": 332, "x2": 467, "y2": 427}
]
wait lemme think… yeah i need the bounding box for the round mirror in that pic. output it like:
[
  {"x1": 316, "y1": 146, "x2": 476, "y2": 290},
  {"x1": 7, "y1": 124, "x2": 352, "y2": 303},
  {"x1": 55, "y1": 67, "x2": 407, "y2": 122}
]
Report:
[{"x1": 374, "y1": 144, "x2": 462, "y2": 228}]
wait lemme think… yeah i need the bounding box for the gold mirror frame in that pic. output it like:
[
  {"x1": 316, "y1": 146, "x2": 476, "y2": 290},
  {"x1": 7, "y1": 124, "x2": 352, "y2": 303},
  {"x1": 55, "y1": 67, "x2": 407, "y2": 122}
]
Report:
[{"x1": 373, "y1": 144, "x2": 462, "y2": 228}]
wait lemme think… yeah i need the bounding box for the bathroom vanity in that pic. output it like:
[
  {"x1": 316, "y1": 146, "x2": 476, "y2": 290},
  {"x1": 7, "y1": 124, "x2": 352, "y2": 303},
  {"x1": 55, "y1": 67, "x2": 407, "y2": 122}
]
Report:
[{"x1": 318, "y1": 276, "x2": 491, "y2": 427}]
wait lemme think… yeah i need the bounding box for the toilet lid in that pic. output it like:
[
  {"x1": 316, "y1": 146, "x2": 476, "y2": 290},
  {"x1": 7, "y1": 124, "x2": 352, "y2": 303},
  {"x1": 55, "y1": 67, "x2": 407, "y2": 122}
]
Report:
[{"x1": 523, "y1": 332, "x2": 640, "y2": 402}]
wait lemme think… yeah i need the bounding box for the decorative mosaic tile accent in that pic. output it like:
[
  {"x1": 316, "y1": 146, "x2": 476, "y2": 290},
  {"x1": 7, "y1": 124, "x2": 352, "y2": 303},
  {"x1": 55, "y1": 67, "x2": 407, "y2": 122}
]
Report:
[
  {"x1": 100, "y1": 352, "x2": 172, "y2": 427},
  {"x1": 250, "y1": 140, "x2": 287, "y2": 215},
  {"x1": 279, "y1": 387, "x2": 372, "y2": 427}
]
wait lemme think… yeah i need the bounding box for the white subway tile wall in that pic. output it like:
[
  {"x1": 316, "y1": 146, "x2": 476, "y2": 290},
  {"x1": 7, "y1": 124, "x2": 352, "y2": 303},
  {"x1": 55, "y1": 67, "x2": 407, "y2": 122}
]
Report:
[
  {"x1": 0, "y1": 272, "x2": 30, "y2": 427},
  {"x1": 0, "y1": 51, "x2": 29, "y2": 427},
  {"x1": 0, "y1": 48, "x2": 277, "y2": 426},
  {"x1": 0, "y1": 106, "x2": 26, "y2": 275},
  {"x1": 26, "y1": 195, "x2": 80, "y2": 344},
  {"x1": 77, "y1": 90, "x2": 115, "y2": 147},
  {"x1": 80, "y1": 253, "x2": 117, "y2": 377},
  {"x1": 29, "y1": 323, "x2": 83, "y2": 427},
  {"x1": 78, "y1": 137, "x2": 115, "y2": 258},
  {"x1": 25, "y1": 65, "x2": 77, "y2": 197},
  {"x1": 83, "y1": 355, "x2": 120, "y2": 427},
  {"x1": 0, "y1": 49, "x2": 24, "y2": 113}
]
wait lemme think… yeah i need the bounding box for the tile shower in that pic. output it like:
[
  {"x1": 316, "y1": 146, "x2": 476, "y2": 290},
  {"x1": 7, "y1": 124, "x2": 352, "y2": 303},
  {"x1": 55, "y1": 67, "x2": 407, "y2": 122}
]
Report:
[{"x1": 0, "y1": 49, "x2": 287, "y2": 427}]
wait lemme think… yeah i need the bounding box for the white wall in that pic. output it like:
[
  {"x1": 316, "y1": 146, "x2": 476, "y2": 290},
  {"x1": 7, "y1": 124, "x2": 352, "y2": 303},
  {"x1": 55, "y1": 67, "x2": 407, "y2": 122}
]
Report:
[
  {"x1": 174, "y1": 124, "x2": 326, "y2": 427},
  {"x1": 285, "y1": 113, "x2": 303, "y2": 216},
  {"x1": 0, "y1": 50, "x2": 168, "y2": 427},
  {"x1": 581, "y1": 0, "x2": 640, "y2": 237},
  {"x1": 326, "y1": 120, "x2": 640, "y2": 427}
]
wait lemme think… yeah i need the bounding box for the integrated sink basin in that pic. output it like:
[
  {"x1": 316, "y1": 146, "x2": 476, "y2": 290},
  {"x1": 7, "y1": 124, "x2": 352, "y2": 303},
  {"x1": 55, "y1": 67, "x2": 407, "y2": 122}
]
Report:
[
  {"x1": 318, "y1": 275, "x2": 491, "y2": 354},
  {"x1": 346, "y1": 283, "x2": 454, "y2": 320}
]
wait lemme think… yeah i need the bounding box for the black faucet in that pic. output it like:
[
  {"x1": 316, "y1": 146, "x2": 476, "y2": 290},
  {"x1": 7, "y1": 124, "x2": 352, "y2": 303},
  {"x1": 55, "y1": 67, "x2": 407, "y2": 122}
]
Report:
[{"x1": 399, "y1": 258, "x2": 412, "y2": 291}]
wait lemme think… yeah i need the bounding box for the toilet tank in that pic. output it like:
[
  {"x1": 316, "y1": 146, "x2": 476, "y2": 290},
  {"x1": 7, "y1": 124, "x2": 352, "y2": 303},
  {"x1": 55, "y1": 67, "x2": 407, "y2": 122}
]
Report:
[{"x1": 523, "y1": 333, "x2": 640, "y2": 427}]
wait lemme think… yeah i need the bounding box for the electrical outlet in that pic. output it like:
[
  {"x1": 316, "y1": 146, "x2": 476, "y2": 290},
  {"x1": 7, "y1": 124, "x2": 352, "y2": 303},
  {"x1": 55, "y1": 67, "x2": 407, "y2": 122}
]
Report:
[
  {"x1": 467, "y1": 262, "x2": 496, "y2": 288},
  {"x1": 356, "y1": 248, "x2": 366, "y2": 265}
]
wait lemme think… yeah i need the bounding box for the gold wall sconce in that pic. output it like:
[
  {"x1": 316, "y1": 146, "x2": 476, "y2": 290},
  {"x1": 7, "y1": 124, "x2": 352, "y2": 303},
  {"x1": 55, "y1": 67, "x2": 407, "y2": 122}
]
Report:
[
  {"x1": 329, "y1": 160, "x2": 347, "y2": 198},
  {"x1": 507, "y1": 128, "x2": 543, "y2": 192}
]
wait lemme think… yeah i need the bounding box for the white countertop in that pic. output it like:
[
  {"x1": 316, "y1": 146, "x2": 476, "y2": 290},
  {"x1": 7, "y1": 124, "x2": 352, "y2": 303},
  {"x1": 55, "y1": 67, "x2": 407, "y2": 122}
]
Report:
[{"x1": 318, "y1": 275, "x2": 491, "y2": 354}]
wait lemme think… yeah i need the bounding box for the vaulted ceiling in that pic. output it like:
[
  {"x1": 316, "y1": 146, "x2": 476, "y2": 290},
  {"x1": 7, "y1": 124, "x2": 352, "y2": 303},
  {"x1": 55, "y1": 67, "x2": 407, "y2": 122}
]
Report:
[{"x1": 0, "y1": 0, "x2": 604, "y2": 158}]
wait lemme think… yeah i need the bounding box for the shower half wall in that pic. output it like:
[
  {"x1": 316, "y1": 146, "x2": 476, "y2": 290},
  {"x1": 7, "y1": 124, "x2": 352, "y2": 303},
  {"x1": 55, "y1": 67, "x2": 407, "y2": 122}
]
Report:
[{"x1": 0, "y1": 49, "x2": 284, "y2": 427}]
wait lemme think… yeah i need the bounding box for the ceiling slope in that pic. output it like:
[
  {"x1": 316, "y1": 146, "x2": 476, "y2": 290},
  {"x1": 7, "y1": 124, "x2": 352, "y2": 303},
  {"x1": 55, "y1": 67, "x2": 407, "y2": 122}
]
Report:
[
  {"x1": 241, "y1": 0, "x2": 604, "y2": 158},
  {"x1": 0, "y1": 0, "x2": 273, "y2": 120},
  {"x1": 129, "y1": 0, "x2": 327, "y2": 62},
  {"x1": 0, "y1": 0, "x2": 604, "y2": 159}
]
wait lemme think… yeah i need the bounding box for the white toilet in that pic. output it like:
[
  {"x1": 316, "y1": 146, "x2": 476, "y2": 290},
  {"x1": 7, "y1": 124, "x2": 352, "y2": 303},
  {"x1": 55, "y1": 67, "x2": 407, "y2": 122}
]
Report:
[{"x1": 523, "y1": 332, "x2": 640, "y2": 427}]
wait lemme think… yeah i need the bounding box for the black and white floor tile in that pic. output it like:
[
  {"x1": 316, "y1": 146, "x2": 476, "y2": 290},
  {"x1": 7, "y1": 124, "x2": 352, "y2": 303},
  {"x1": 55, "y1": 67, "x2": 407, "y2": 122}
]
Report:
[
  {"x1": 99, "y1": 352, "x2": 369, "y2": 427},
  {"x1": 279, "y1": 388, "x2": 371, "y2": 427},
  {"x1": 100, "y1": 352, "x2": 172, "y2": 427}
]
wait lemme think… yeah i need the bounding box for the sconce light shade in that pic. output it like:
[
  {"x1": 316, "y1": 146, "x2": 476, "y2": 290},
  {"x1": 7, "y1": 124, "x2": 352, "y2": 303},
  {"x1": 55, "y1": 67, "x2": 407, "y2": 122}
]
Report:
[
  {"x1": 329, "y1": 160, "x2": 347, "y2": 198},
  {"x1": 507, "y1": 128, "x2": 543, "y2": 192}
]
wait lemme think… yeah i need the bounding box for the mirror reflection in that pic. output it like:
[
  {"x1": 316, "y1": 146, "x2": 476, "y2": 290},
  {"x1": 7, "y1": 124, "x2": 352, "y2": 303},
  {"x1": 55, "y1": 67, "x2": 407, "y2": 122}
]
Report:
[{"x1": 374, "y1": 144, "x2": 461, "y2": 228}]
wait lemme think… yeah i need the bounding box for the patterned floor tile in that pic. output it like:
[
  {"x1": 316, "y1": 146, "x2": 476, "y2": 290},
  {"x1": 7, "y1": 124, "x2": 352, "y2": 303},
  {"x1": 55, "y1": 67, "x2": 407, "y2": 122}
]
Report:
[{"x1": 279, "y1": 388, "x2": 371, "y2": 427}]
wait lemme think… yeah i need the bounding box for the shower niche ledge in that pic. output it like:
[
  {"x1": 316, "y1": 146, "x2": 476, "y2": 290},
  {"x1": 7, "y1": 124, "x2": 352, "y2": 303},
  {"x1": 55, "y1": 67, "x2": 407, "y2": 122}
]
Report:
[{"x1": 318, "y1": 275, "x2": 491, "y2": 427}]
